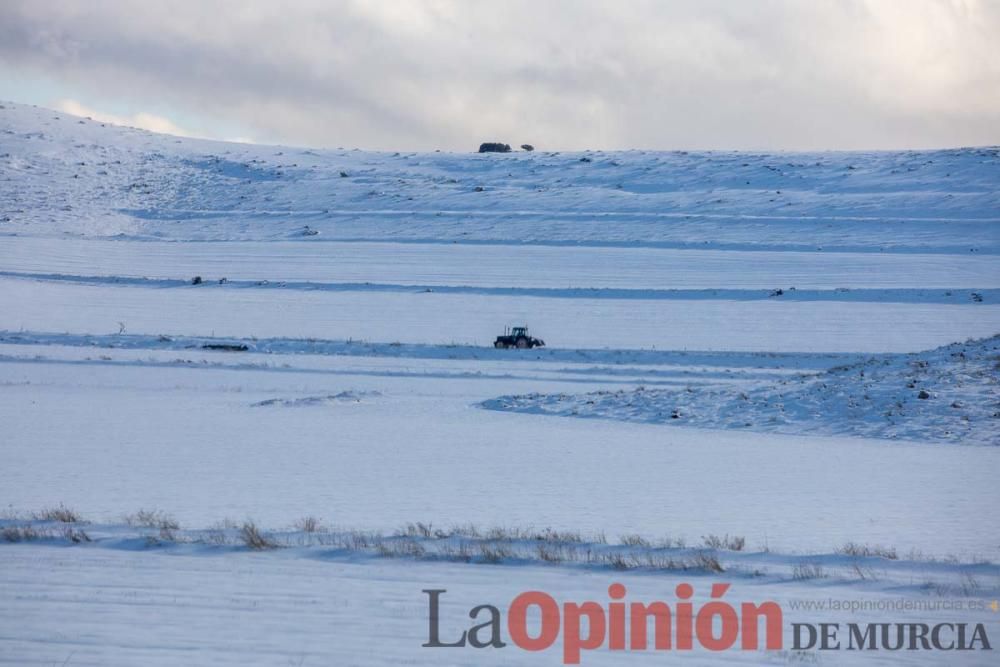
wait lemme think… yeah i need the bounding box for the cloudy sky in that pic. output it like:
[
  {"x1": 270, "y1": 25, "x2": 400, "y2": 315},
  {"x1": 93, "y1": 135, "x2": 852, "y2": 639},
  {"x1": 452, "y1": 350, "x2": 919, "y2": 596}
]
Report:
[{"x1": 1, "y1": 0, "x2": 997, "y2": 151}]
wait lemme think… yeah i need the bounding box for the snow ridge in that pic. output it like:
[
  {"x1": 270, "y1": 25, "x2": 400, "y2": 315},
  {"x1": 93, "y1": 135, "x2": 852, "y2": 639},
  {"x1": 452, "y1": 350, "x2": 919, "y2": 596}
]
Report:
[
  {"x1": 2, "y1": 101, "x2": 999, "y2": 251},
  {"x1": 483, "y1": 335, "x2": 1000, "y2": 445}
]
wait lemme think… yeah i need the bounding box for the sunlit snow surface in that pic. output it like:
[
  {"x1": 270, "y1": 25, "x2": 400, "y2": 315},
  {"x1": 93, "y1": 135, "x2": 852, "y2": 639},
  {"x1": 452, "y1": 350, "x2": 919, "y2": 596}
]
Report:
[{"x1": 1, "y1": 101, "x2": 999, "y2": 665}]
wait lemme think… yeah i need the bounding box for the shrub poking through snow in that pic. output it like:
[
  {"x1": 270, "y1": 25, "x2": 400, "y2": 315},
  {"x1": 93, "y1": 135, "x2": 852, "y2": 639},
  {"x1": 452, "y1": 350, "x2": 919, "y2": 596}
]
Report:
[
  {"x1": 125, "y1": 509, "x2": 179, "y2": 530},
  {"x1": 793, "y1": 561, "x2": 826, "y2": 580},
  {"x1": 1, "y1": 525, "x2": 40, "y2": 542},
  {"x1": 605, "y1": 551, "x2": 632, "y2": 570},
  {"x1": 294, "y1": 516, "x2": 323, "y2": 533},
  {"x1": 620, "y1": 534, "x2": 651, "y2": 547},
  {"x1": 401, "y1": 521, "x2": 436, "y2": 539},
  {"x1": 702, "y1": 534, "x2": 746, "y2": 551},
  {"x1": 239, "y1": 521, "x2": 278, "y2": 550},
  {"x1": 33, "y1": 504, "x2": 84, "y2": 523},
  {"x1": 63, "y1": 528, "x2": 91, "y2": 543},
  {"x1": 836, "y1": 542, "x2": 898, "y2": 560},
  {"x1": 536, "y1": 543, "x2": 566, "y2": 563},
  {"x1": 478, "y1": 541, "x2": 514, "y2": 563},
  {"x1": 375, "y1": 538, "x2": 426, "y2": 558},
  {"x1": 6, "y1": 512, "x2": 964, "y2": 584},
  {"x1": 691, "y1": 551, "x2": 725, "y2": 573}
]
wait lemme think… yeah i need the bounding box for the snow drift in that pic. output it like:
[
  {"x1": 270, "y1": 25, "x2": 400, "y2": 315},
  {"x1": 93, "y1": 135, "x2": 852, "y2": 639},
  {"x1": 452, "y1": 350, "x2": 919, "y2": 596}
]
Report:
[{"x1": 483, "y1": 335, "x2": 1000, "y2": 445}]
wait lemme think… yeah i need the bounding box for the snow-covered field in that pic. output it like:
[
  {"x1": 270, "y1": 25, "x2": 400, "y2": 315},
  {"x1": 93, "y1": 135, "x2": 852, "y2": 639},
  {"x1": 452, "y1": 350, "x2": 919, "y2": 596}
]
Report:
[{"x1": 1, "y1": 101, "x2": 999, "y2": 665}]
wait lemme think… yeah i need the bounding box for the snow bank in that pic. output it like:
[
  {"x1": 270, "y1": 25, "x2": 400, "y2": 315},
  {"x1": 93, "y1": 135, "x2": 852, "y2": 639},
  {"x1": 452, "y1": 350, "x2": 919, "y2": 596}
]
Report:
[
  {"x1": 483, "y1": 335, "x2": 1000, "y2": 445},
  {"x1": 4, "y1": 515, "x2": 995, "y2": 594}
]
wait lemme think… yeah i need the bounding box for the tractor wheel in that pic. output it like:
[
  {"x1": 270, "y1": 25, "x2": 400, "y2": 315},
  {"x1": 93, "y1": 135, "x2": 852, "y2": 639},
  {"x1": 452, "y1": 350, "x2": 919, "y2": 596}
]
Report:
[
  {"x1": 516, "y1": 337, "x2": 530, "y2": 349},
  {"x1": 494, "y1": 341, "x2": 504, "y2": 349}
]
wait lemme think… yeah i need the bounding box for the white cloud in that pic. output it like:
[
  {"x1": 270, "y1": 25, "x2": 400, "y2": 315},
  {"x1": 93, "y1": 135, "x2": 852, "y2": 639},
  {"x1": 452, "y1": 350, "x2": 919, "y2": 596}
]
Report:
[
  {"x1": 54, "y1": 99, "x2": 191, "y2": 137},
  {"x1": 2, "y1": 0, "x2": 998, "y2": 150}
]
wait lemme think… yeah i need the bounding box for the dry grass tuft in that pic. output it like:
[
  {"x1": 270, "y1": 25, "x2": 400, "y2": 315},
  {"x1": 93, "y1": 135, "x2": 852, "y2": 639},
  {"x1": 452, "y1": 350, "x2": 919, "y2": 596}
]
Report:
[
  {"x1": 33, "y1": 504, "x2": 84, "y2": 523},
  {"x1": 294, "y1": 516, "x2": 324, "y2": 533},
  {"x1": 691, "y1": 550, "x2": 725, "y2": 573},
  {"x1": 125, "y1": 509, "x2": 179, "y2": 530},
  {"x1": 2, "y1": 525, "x2": 40, "y2": 542},
  {"x1": 620, "y1": 534, "x2": 651, "y2": 548},
  {"x1": 536, "y1": 542, "x2": 566, "y2": 563},
  {"x1": 478, "y1": 542, "x2": 513, "y2": 564},
  {"x1": 63, "y1": 528, "x2": 91, "y2": 543},
  {"x1": 837, "y1": 542, "x2": 897, "y2": 560},
  {"x1": 239, "y1": 521, "x2": 279, "y2": 550},
  {"x1": 793, "y1": 561, "x2": 826, "y2": 580},
  {"x1": 375, "y1": 538, "x2": 426, "y2": 558},
  {"x1": 702, "y1": 534, "x2": 746, "y2": 551}
]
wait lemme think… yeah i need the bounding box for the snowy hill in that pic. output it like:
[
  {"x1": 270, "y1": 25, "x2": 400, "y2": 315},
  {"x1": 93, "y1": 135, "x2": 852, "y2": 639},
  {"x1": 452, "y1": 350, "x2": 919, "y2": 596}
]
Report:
[
  {"x1": 484, "y1": 335, "x2": 1000, "y2": 445},
  {"x1": 2, "y1": 100, "x2": 999, "y2": 252}
]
